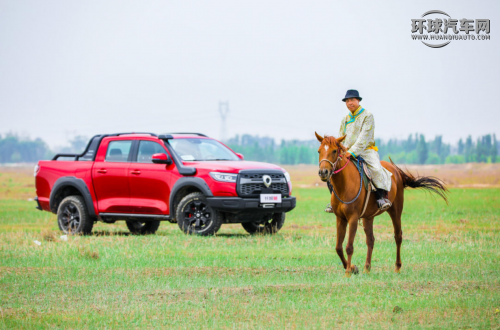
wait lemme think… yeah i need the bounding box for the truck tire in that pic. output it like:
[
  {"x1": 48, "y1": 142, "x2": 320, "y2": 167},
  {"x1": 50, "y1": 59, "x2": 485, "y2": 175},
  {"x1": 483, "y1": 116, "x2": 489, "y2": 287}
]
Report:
[
  {"x1": 176, "y1": 192, "x2": 222, "y2": 236},
  {"x1": 241, "y1": 212, "x2": 285, "y2": 235},
  {"x1": 57, "y1": 195, "x2": 94, "y2": 235},
  {"x1": 126, "y1": 221, "x2": 161, "y2": 235}
]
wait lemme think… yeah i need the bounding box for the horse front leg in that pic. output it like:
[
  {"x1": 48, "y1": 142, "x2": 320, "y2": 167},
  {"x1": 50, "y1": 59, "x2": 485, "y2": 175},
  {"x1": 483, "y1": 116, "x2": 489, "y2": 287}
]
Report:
[
  {"x1": 335, "y1": 216, "x2": 348, "y2": 270},
  {"x1": 345, "y1": 216, "x2": 360, "y2": 276}
]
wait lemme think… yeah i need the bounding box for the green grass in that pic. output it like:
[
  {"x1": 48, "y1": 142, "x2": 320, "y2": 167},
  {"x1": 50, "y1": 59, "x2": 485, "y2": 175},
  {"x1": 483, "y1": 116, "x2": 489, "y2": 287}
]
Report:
[{"x1": 1, "y1": 188, "x2": 500, "y2": 329}]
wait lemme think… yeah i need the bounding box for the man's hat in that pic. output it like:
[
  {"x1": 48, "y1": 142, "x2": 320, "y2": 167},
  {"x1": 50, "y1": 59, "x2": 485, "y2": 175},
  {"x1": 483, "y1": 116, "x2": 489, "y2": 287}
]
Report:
[{"x1": 342, "y1": 89, "x2": 362, "y2": 102}]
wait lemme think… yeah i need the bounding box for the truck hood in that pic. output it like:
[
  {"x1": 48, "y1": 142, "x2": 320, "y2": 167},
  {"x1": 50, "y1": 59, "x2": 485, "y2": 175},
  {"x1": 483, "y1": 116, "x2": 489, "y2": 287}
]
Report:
[{"x1": 182, "y1": 160, "x2": 285, "y2": 173}]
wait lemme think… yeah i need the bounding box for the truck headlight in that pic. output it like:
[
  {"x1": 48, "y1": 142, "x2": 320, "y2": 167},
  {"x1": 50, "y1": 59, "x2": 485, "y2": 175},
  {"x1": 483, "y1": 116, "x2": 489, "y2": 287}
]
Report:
[
  {"x1": 283, "y1": 170, "x2": 292, "y2": 192},
  {"x1": 209, "y1": 172, "x2": 237, "y2": 183}
]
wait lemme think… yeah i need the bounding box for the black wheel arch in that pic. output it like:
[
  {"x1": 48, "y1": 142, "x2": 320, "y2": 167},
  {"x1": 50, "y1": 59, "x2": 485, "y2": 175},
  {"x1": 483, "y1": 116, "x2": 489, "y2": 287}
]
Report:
[
  {"x1": 169, "y1": 177, "x2": 213, "y2": 220},
  {"x1": 49, "y1": 176, "x2": 96, "y2": 217}
]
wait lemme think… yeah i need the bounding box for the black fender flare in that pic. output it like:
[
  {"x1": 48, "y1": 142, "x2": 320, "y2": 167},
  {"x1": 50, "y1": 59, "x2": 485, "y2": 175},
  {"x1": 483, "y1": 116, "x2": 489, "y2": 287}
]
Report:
[
  {"x1": 49, "y1": 176, "x2": 96, "y2": 217},
  {"x1": 169, "y1": 177, "x2": 213, "y2": 215}
]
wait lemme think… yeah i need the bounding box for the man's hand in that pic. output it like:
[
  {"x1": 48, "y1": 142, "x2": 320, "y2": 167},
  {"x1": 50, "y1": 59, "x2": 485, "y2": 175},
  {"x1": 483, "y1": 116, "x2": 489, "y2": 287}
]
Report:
[{"x1": 345, "y1": 152, "x2": 352, "y2": 160}]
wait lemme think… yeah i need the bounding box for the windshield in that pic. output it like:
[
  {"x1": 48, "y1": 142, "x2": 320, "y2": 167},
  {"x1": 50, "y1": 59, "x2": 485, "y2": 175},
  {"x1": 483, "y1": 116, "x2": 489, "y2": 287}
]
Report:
[{"x1": 168, "y1": 138, "x2": 239, "y2": 161}]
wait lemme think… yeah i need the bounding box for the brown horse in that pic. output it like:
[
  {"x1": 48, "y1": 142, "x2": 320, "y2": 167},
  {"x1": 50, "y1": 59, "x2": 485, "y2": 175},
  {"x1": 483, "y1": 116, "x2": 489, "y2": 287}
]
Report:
[{"x1": 315, "y1": 132, "x2": 448, "y2": 276}]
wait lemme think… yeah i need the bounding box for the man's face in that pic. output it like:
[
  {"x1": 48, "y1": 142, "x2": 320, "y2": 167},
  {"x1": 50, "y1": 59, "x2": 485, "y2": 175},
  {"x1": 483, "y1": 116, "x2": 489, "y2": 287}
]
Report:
[{"x1": 345, "y1": 98, "x2": 360, "y2": 112}]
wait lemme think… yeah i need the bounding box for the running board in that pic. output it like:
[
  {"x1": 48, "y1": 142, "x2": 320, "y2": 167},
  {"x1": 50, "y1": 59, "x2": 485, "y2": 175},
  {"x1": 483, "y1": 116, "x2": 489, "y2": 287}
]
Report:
[{"x1": 99, "y1": 213, "x2": 171, "y2": 221}]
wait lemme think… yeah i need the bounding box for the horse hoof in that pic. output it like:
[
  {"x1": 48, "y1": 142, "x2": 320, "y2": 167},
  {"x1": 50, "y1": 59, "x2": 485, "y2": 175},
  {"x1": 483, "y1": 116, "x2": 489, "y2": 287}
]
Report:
[{"x1": 345, "y1": 265, "x2": 359, "y2": 276}]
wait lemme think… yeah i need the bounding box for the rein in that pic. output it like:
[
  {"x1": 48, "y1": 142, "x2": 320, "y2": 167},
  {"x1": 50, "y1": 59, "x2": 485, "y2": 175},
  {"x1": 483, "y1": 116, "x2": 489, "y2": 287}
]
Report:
[
  {"x1": 333, "y1": 156, "x2": 350, "y2": 174},
  {"x1": 319, "y1": 153, "x2": 363, "y2": 205}
]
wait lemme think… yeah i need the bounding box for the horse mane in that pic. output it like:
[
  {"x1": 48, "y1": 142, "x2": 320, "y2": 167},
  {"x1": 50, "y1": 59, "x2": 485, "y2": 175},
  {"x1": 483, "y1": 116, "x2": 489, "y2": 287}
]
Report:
[{"x1": 324, "y1": 135, "x2": 347, "y2": 153}]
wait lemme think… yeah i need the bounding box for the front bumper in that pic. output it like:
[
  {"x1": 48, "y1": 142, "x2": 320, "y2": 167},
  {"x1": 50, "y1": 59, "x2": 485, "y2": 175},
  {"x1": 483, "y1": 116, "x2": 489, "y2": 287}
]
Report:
[{"x1": 206, "y1": 196, "x2": 296, "y2": 214}]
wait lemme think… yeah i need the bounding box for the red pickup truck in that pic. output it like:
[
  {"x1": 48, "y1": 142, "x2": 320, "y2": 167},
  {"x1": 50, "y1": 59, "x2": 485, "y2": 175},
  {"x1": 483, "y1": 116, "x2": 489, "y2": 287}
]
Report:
[{"x1": 35, "y1": 133, "x2": 296, "y2": 236}]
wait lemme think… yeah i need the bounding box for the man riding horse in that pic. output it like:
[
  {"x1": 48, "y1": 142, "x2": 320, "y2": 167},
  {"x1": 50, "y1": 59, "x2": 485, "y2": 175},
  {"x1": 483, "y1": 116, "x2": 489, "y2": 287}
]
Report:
[
  {"x1": 316, "y1": 90, "x2": 448, "y2": 275},
  {"x1": 325, "y1": 89, "x2": 392, "y2": 213}
]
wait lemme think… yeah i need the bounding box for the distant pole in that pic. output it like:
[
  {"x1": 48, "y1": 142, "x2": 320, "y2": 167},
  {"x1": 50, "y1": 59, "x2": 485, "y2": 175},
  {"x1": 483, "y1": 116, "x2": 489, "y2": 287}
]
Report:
[{"x1": 219, "y1": 101, "x2": 229, "y2": 142}]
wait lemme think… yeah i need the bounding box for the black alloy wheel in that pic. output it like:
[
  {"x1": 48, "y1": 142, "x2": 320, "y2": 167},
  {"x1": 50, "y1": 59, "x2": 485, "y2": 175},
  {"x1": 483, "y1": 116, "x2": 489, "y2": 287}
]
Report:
[
  {"x1": 57, "y1": 195, "x2": 94, "y2": 235},
  {"x1": 184, "y1": 200, "x2": 211, "y2": 230},
  {"x1": 61, "y1": 203, "x2": 80, "y2": 232},
  {"x1": 176, "y1": 192, "x2": 222, "y2": 236}
]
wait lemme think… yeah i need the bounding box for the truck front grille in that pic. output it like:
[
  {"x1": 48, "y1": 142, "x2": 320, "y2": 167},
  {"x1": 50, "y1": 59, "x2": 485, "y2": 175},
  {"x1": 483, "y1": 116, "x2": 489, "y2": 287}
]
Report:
[
  {"x1": 240, "y1": 182, "x2": 289, "y2": 195},
  {"x1": 237, "y1": 170, "x2": 289, "y2": 197}
]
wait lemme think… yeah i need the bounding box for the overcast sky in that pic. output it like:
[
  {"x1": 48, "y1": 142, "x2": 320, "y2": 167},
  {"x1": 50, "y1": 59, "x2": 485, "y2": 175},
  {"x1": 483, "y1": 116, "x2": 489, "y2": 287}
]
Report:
[{"x1": 1, "y1": 0, "x2": 498, "y2": 148}]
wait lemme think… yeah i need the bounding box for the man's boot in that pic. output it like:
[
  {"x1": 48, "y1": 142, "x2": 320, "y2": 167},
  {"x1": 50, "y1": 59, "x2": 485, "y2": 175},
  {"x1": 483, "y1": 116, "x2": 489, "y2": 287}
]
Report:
[
  {"x1": 324, "y1": 203, "x2": 334, "y2": 213},
  {"x1": 375, "y1": 189, "x2": 391, "y2": 211}
]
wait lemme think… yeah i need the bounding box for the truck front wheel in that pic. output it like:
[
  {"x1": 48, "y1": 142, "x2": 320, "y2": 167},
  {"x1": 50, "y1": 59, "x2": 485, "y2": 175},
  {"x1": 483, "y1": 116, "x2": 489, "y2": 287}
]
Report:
[
  {"x1": 57, "y1": 195, "x2": 94, "y2": 235},
  {"x1": 241, "y1": 213, "x2": 285, "y2": 235},
  {"x1": 126, "y1": 221, "x2": 161, "y2": 235},
  {"x1": 176, "y1": 192, "x2": 222, "y2": 236}
]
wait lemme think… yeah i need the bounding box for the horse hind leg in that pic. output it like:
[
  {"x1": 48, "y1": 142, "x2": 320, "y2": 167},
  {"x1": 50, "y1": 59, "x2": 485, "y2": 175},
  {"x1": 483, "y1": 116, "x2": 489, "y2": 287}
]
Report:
[
  {"x1": 362, "y1": 217, "x2": 375, "y2": 273},
  {"x1": 387, "y1": 198, "x2": 403, "y2": 273}
]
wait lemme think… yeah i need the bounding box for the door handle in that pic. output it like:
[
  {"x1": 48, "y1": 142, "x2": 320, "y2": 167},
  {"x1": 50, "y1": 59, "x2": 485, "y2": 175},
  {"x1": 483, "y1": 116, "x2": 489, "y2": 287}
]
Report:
[
  {"x1": 97, "y1": 169, "x2": 107, "y2": 174},
  {"x1": 130, "y1": 170, "x2": 141, "y2": 175}
]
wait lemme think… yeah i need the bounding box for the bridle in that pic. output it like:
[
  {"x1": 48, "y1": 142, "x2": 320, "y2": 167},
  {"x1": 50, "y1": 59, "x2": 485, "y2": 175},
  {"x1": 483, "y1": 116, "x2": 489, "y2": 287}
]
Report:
[
  {"x1": 318, "y1": 158, "x2": 340, "y2": 180},
  {"x1": 319, "y1": 151, "x2": 350, "y2": 180},
  {"x1": 319, "y1": 148, "x2": 363, "y2": 204}
]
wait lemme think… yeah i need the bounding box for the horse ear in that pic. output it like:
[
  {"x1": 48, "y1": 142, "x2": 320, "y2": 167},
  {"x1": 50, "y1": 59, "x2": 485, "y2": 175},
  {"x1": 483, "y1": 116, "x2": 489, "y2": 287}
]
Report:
[
  {"x1": 337, "y1": 135, "x2": 346, "y2": 144},
  {"x1": 315, "y1": 132, "x2": 324, "y2": 142}
]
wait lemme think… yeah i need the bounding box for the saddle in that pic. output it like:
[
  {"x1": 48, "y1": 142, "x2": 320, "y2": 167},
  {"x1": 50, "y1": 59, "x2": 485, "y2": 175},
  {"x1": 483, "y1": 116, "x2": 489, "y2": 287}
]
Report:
[
  {"x1": 326, "y1": 157, "x2": 376, "y2": 195},
  {"x1": 324, "y1": 157, "x2": 391, "y2": 216}
]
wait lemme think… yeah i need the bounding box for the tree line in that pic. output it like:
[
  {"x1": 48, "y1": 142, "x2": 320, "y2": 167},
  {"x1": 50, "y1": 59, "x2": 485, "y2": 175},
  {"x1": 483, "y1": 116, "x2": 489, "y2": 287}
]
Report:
[
  {"x1": 0, "y1": 134, "x2": 51, "y2": 163},
  {"x1": 226, "y1": 133, "x2": 498, "y2": 165},
  {"x1": 376, "y1": 133, "x2": 497, "y2": 165},
  {"x1": 0, "y1": 134, "x2": 87, "y2": 164},
  {"x1": 0, "y1": 132, "x2": 497, "y2": 165}
]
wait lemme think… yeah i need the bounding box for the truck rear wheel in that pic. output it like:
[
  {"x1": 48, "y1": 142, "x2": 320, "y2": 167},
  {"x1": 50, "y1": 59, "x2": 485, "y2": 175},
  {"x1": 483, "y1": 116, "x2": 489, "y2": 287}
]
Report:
[
  {"x1": 241, "y1": 212, "x2": 285, "y2": 235},
  {"x1": 57, "y1": 195, "x2": 94, "y2": 235},
  {"x1": 176, "y1": 192, "x2": 222, "y2": 236},
  {"x1": 126, "y1": 221, "x2": 161, "y2": 235}
]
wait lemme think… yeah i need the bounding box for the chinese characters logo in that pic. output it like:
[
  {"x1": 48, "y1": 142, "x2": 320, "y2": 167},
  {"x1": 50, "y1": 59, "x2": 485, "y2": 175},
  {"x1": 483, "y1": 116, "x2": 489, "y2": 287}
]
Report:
[{"x1": 411, "y1": 10, "x2": 490, "y2": 48}]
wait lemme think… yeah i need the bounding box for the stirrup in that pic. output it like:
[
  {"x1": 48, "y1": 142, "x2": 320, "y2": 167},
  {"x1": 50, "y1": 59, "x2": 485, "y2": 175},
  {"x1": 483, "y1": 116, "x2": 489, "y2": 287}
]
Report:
[
  {"x1": 324, "y1": 203, "x2": 334, "y2": 213},
  {"x1": 377, "y1": 198, "x2": 392, "y2": 211}
]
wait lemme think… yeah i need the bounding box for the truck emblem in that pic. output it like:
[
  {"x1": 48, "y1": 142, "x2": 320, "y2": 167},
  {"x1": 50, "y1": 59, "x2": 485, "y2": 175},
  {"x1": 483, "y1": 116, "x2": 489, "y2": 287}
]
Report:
[{"x1": 263, "y1": 175, "x2": 272, "y2": 188}]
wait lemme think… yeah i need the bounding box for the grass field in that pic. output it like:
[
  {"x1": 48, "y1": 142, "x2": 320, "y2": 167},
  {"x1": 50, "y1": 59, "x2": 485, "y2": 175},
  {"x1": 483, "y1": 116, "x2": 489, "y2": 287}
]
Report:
[{"x1": 1, "y1": 167, "x2": 500, "y2": 329}]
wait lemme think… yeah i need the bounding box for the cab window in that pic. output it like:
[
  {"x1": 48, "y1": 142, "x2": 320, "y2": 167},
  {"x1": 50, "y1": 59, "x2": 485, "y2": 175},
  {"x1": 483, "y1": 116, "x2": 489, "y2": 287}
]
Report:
[
  {"x1": 137, "y1": 141, "x2": 166, "y2": 163},
  {"x1": 105, "y1": 141, "x2": 133, "y2": 162}
]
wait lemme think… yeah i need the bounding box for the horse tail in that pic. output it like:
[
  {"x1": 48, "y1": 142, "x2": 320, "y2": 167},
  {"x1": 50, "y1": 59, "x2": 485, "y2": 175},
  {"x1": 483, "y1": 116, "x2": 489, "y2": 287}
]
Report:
[{"x1": 389, "y1": 157, "x2": 449, "y2": 204}]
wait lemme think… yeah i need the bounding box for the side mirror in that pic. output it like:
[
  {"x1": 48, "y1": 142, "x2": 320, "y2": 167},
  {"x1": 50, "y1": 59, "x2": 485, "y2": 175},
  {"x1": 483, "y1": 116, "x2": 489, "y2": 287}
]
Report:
[
  {"x1": 236, "y1": 153, "x2": 244, "y2": 160},
  {"x1": 152, "y1": 153, "x2": 172, "y2": 165}
]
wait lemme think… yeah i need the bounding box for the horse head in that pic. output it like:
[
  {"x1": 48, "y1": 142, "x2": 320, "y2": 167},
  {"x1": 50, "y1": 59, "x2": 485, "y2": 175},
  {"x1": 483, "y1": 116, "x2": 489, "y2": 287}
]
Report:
[{"x1": 315, "y1": 132, "x2": 346, "y2": 182}]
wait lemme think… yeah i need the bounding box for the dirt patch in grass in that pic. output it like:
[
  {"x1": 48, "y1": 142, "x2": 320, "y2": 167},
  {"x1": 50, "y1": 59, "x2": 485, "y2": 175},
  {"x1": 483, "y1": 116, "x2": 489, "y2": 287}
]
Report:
[
  {"x1": 114, "y1": 265, "x2": 340, "y2": 278},
  {"x1": 0, "y1": 266, "x2": 59, "y2": 276}
]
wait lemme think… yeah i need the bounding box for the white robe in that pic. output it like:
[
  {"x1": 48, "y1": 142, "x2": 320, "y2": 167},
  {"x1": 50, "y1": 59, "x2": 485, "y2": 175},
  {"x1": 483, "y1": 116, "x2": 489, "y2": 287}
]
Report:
[{"x1": 339, "y1": 106, "x2": 392, "y2": 191}]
